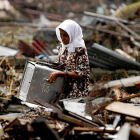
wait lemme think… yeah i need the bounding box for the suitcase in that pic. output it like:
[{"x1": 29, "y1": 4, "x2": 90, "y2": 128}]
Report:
[{"x1": 17, "y1": 61, "x2": 64, "y2": 104}]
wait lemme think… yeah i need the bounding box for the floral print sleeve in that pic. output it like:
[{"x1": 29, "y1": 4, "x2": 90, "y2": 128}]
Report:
[
  {"x1": 58, "y1": 46, "x2": 90, "y2": 98},
  {"x1": 74, "y1": 47, "x2": 90, "y2": 77}
]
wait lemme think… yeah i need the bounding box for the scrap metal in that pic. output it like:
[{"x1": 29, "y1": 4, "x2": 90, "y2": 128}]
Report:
[
  {"x1": 17, "y1": 61, "x2": 64, "y2": 104},
  {"x1": 87, "y1": 43, "x2": 140, "y2": 70}
]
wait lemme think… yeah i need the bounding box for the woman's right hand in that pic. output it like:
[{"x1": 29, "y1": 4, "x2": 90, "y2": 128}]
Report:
[{"x1": 48, "y1": 72, "x2": 59, "y2": 83}]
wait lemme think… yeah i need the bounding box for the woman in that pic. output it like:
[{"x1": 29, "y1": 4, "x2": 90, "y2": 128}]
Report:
[{"x1": 48, "y1": 19, "x2": 90, "y2": 98}]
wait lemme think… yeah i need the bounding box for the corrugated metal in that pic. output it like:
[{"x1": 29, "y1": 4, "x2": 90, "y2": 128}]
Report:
[{"x1": 87, "y1": 43, "x2": 140, "y2": 70}]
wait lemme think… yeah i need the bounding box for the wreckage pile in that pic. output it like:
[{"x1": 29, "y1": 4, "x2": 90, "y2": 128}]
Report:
[{"x1": 0, "y1": 0, "x2": 140, "y2": 139}]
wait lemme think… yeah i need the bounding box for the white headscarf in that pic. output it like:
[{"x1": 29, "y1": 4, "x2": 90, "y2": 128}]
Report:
[{"x1": 56, "y1": 19, "x2": 85, "y2": 53}]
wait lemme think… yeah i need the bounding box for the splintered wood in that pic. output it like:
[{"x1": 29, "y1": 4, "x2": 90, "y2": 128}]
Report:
[{"x1": 106, "y1": 102, "x2": 140, "y2": 119}]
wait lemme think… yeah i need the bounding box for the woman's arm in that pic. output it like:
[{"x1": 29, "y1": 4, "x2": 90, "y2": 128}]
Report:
[{"x1": 48, "y1": 71, "x2": 82, "y2": 83}]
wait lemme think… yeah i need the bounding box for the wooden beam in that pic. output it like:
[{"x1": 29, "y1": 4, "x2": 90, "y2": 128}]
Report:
[
  {"x1": 116, "y1": 21, "x2": 140, "y2": 41},
  {"x1": 73, "y1": 126, "x2": 117, "y2": 133},
  {"x1": 82, "y1": 25, "x2": 131, "y2": 39},
  {"x1": 84, "y1": 11, "x2": 129, "y2": 24},
  {"x1": 106, "y1": 102, "x2": 140, "y2": 119}
]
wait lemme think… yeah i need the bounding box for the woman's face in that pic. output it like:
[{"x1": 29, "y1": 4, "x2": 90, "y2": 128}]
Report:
[{"x1": 59, "y1": 28, "x2": 70, "y2": 45}]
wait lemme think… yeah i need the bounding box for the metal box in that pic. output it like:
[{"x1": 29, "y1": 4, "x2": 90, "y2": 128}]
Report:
[{"x1": 18, "y1": 61, "x2": 64, "y2": 104}]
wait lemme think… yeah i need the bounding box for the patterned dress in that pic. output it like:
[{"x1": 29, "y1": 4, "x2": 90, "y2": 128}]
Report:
[{"x1": 58, "y1": 46, "x2": 90, "y2": 98}]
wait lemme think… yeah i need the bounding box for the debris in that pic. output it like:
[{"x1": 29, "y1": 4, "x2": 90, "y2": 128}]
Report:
[
  {"x1": 31, "y1": 117, "x2": 61, "y2": 140},
  {"x1": 63, "y1": 109, "x2": 99, "y2": 127},
  {"x1": 18, "y1": 38, "x2": 54, "y2": 57},
  {"x1": 116, "y1": 21, "x2": 140, "y2": 43},
  {"x1": 18, "y1": 40, "x2": 38, "y2": 57},
  {"x1": 0, "y1": 113, "x2": 22, "y2": 121},
  {"x1": 85, "y1": 97, "x2": 113, "y2": 115},
  {"x1": 0, "y1": 0, "x2": 22, "y2": 20},
  {"x1": 87, "y1": 43, "x2": 140, "y2": 70},
  {"x1": 114, "y1": 123, "x2": 130, "y2": 140},
  {"x1": 115, "y1": 48, "x2": 135, "y2": 61},
  {"x1": 118, "y1": 92, "x2": 140, "y2": 102},
  {"x1": 95, "y1": 75, "x2": 140, "y2": 90},
  {"x1": 3, "y1": 117, "x2": 61, "y2": 140},
  {"x1": 51, "y1": 111, "x2": 97, "y2": 128},
  {"x1": 131, "y1": 125, "x2": 140, "y2": 139},
  {"x1": 60, "y1": 97, "x2": 89, "y2": 119},
  {"x1": 18, "y1": 61, "x2": 64, "y2": 105},
  {"x1": 0, "y1": 124, "x2": 4, "y2": 138},
  {"x1": 33, "y1": 28, "x2": 58, "y2": 52},
  {"x1": 0, "y1": 1, "x2": 140, "y2": 139},
  {"x1": 84, "y1": 11, "x2": 129, "y2": 24},
  {"x1": 106, "y1": 102, "x2": 140, "y2": 119},
  {"x1": 112, "y1": 1, "x2": 140, "y2": 20},
  {"x1": 0, "y1": 46, "x2": 18, "y2": 56},
  {"x1": 73, "y1": 126, "x2": 117, "y2": 133}
]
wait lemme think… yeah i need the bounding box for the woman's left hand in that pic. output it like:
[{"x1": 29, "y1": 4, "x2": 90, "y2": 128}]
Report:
[{"x1": 48, "y1": 72, "x2": 59, "y2": 83}]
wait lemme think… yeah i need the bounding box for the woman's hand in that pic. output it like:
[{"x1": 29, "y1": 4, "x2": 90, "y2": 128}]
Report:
[
  {"x1": 48, "y1": 71, "x2": 82, "y2": 83},
  {"x1": 48, "y1": 72, "x2": 60, "y2": 83}
]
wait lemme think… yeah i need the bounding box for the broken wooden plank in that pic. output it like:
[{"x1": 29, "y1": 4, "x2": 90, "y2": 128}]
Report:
[
  {"x1": 82, "y1": 25, "x2": 131, "y2": 39},
  {"x1": 116, "y1": 21, "x2": 140, "y2": 42},
  {"x1": 118, "y1": 92, "x2": 140, "y2": 102},
  {"x1": 73, "y1": 126, "x2": 117, "y2": 133},
  {"x1": 87, "y1": 92, "x2": 140, "y2": 117},
  {"x1": 91, "y1": 76, "x2": 140, "y2": 90},
  {"x1": 115, "y1": 48, "x2": 135, "y2": 61},
  {"x1": 108, "y1": 76, "x2": 140, "y2": 88},
  {"x1": 106, "y1": 102, "x2": 140, "y2": 119},
  {"x1": 0, "y1": 22, "x2": 49, "y2": 28}
]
